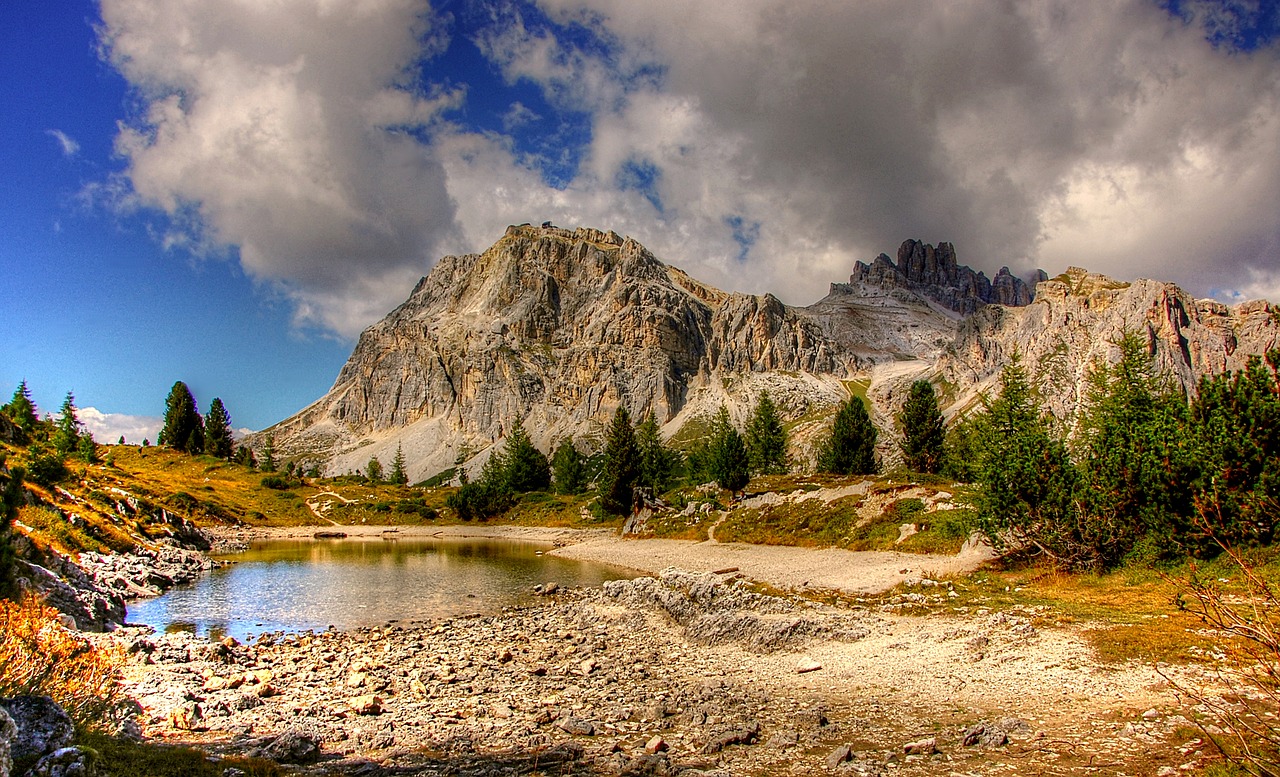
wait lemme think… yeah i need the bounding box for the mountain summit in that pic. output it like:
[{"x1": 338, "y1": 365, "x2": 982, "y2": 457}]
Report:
[{"x1": 261, "y1": 225, "x2": 1278, "y2": 481}]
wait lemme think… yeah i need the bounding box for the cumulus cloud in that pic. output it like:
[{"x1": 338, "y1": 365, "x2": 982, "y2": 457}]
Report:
[
  {"x1": 98, "y1": 0, "x2": 461, "y2": 336},
  {"x1": 98, "y1": 0, "x2": 1280, "y2": 340},
  {"x1": 47, "y1": 129, "x2": 80, "y2": 156},
  {"x1": 78, "y1": 407, "x2": 162, "y2": 445},
  {"x1": 519, "y1": 0, "x2": 1280, "y2": 303}
]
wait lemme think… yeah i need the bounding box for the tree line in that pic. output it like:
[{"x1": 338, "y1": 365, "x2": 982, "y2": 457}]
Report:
[
  {"x1": 965, "y1": 334, "x2": 1280, "y2": 571},
  {"x1": 442, "y1": 382, "x2": 945, "y2": 522}
]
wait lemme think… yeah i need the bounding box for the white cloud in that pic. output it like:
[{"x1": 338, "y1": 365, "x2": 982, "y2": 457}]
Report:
[
  {"x1": 523, "y1": 0, "x2": 1280, "y2": 303},
  {"x1": 97, "y1": 0, "x2": 1280, "y2": 343},
  {"x1": 77, "y1": 407, "x2": 162, "y2": 445},
  {"x1": 98, "y1": 0, "x2": 462, "y2": 336},
  {"x1": 46, "y1": 129, "x2": 80, "y2": 156}
]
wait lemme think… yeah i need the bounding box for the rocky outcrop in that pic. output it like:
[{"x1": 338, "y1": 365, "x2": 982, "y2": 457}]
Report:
[
  {"x1": 77, "y1": 548, "x2": 220, "y2": 601},
  {"x1": 938, "y1": 267, "x2": 1280, "y2": 422},
  {"x1": 264, "y1": 225, "x2": 887, "y2": 480},
  {"x1": 260, "y1": 226, "x2": 1277, "y2": 478},
  {"x1": 845, "y1": 240, "x2": 1043, "y2": 315},
  {"x1": 0, "y1": 697, "x2": 74, "y2": 768},
  {"x1": 15, "y1": 561, "x2": 123, "y2": 633},
  {"x1": 13, "y1": 547, "x2": 219, "y2": 633}
]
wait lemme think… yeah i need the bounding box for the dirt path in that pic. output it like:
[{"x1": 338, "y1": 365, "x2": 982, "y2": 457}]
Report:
[
  {"x1": 550, "y1": 532, "x2": 996, "y2": 594},
  {"x1": 304, "y1": 490, "x2": 353, "y2": 526}
]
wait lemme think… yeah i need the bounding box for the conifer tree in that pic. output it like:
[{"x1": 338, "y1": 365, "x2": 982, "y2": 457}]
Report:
[
  {"x1": 53, "y1": 392, "x2": 82, "y2": 457},
  {"x1": 158, "y1": 381, "x2": 204, "y2": 454},
  {"x1": 366, "y1": 456, "x2": 384, "y2": 483},
  {"x1": 1073, "y1": 334, "x2": 1196, "y2": 565},
  {"x1": 1192, "y1": 348, "x2": 1280, "y2": 547},
  {"x1": 818, "y1": 397, "x2": 878, "y2": 475},
  {"x1": 745, "y1": 390, "x2": 788, "y2": 475},
  {"x1": 390, "y1": 443, "x2": 408, "y2": 485},
  {"x1": 599, "y1": 407, "x2": 640, "y2": 515},
  {"x1": 77, "y1": 433, "x2": 98, "y2": 464},
  {"x1": 2, "y1": 381, "x2": 38, "y2": 434},
  {"x1": 974, "y1": 358, "x2": 1079, "y2": 563},
  {"x1": 504, "y1": 421, "x2": 551, "y2": 492},
  {"x1": 635, "y1": 413, "x2": 677, "y2": 493},
  {"x1": 551, "y1": 439, "x2": 586, "y2": 495},
  {"x1": 708, "y1": 406, "x2": 750, "y2": 494},
  {"x1": 898, "y1": 379, "x2": 946, "y2": 474},
  {"x1": 204, "y1": 398, "x2": 234, "y2": 459},
  {"x1": 260, "y1": 435, "x2": 276, "y2": 472},
  {"x1": 234, "y1": 444, "x2": 257, "y2": 470}
]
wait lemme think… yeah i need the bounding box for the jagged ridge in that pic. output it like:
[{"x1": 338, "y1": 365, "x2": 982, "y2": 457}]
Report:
[{"x1": 262, "y1": 227, "x2": 1277, "y2": 481}]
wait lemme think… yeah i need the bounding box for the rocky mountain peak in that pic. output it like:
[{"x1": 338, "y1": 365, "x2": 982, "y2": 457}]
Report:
[
  {"x1": 847, "y1": 239, "x2": 1043, "y2": 314},
  {"x1": 261, "y1": 225, "x2": 1279, "y2": 482}
]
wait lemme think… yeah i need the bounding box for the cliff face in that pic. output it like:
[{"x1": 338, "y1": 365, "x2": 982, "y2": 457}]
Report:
[
  {"x1": 937, "y1": 267, "x2": 1280, "y2": 423},
  {"x1": 269, "y1": 225, "x2": 888, "y2": 479},
  {"x1": 845, "y1": 239, "x2": 1044, "y2": 315},
  {"x1": 263, "y1": 228, "x2": 1278, "y2": 480}
]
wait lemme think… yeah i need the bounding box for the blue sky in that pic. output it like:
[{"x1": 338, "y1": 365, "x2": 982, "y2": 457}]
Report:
[{"x1": 1, "y1": 0, "x2": 1278, "y2": 442}]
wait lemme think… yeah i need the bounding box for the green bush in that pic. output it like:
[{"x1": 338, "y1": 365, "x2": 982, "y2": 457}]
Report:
[{"x1": 25, "y1": 452, "x2": 67, "y2": 487}]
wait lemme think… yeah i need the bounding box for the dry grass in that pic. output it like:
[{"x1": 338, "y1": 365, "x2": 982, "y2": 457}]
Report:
[
  {"x1": 0, "y1": 595, "x2": 125, "y2": 726},
  {"x1": 861, "y1": 560, "x2": 1230, "y2": 665}
]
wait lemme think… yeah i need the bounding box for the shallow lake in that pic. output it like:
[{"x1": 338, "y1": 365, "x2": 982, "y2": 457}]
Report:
[{"x1": 126, "y1": 536, "x2": 635, "y2": 642}]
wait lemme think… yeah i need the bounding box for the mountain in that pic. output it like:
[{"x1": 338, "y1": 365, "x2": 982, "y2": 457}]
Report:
[
  {"x1": 261, "y1": 225, "x2": 1279, "y2": 481},
  {"x1": 936, "y1": 267, "x2": 1280, "y2": 421}
]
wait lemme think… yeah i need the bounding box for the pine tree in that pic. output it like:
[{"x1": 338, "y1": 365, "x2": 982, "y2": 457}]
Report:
[
  {"x1": 158, "y1": 381, "x2": 204, "y2": 455},
  {"x1": 234, "y1": 444, "x2": 258, "y2": 470},
  {"x1": 899, "y1": 380, "x2": 946, "y2": 474},
  {"x1": 1074, "y1": 334, "x2": 1197, "y2": 565},
  {"x1": 77, "y1": 433, "x2": 98, "y2": 464},
  {"x1": 551, "y1": 439, "x2": 586, "y2": 495},
  {"x1": 366, "y1": 456, "x2": 384, "y2": 483},
  {"x1": 635, "y1": 414, "x2": 677, "y2": 493},
  {"x1": 2, "y1": 381, "x2": 38, "y2": 434},
  {"x1": 745, "y1": 391, "x2": 788, "y2": 475},
  {"x1": 817, "y1": 397, "x2": 878, "y2": 475},
  {"x1": 53, "y1": 391, "x2": 81, "y2": 457},
  {"x1": 708, "y1": 406, "x2": 750, "y2": 494},
  {"x1": 599, "y1": 407, "x2": 640, "y2": 515},
  {"x1": 204, "y1": 398, "x2": 234, "y2": 459},
  {"x1": 390, "y1": 444, "x2": 408, "y2": 485},
  {"x1": 260, "y1": 435, "x2": 276, "y2": 472},
  {"x1": 1192, "y1": 348, "x2": 1280, "y2": 548},
  {"x1": 0, "y1": 452, "x2": 22, "y2": 599},
  {"x1": 504, "y1": 421, "x2": 551, "y2": 493},
  {"x1": 974, "y1": 359, "x2": 1080, "y2": 564}
]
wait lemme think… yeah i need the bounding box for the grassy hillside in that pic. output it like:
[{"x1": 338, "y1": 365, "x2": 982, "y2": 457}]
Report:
[{"x1": 1, "y1": 437, "x2": 623, "y2": 557}]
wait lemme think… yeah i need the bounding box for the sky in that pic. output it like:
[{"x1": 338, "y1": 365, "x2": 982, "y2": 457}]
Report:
[{"x1": 1, "y1": 0, "x2": 1278, "y2": 443}]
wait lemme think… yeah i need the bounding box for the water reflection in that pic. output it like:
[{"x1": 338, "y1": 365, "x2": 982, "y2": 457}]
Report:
[{"x1": 127, "y1": 537, "x2": 632, "y2": 642}]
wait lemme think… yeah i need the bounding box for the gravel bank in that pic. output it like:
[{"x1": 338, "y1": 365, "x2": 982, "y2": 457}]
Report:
[{"x1": 116, "y1": 568, "x2": 1206, "y2": 776}]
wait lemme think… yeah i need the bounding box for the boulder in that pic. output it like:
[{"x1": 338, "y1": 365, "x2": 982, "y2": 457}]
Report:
[
  {"x1": 25, "y1": 746, "x2": 98, "y2": 777},
  {"x1": 902, "y1": 736, "x2": 937, "y2": 756},
  {"x1": 0, "y1": 707, "x2": 15, "y2": 777},
  {"x1": 259, "y1": 729, "x2": 321, "y2": 764},
  {"x1": 0, "y1": 696, "x2": 74, "y2": 764},
  {"x1": 348, "y1": 695, "x2": 383, "y2": 716}
]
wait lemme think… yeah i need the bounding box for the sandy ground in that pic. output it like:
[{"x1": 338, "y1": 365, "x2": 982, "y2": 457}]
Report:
[{"x1": 224, "y1": 523, "x2": 994, "y2": 595}]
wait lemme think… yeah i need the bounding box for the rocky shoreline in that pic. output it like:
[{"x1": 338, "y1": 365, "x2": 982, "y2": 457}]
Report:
[
  {"x1": 15, "y1": 545, "x2": 222, "y2": 632},
  {"x1": 111, "y1": 569, "x2": 1207, "y2": 776}
]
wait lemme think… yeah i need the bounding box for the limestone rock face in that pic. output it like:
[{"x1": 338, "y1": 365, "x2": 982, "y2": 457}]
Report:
[
  {"x1": 266, "y1": 225, "x2": 902, "y2": 480},
  {"x1": 846, "y1": 239, "x2": 1040, "y2": 315},
  {"x1": 261, "y1": 228, "x2": 1277, "y2": 479},
  {"x1": 938, "y1": 267, "x2": 1280, "y2": 422}
]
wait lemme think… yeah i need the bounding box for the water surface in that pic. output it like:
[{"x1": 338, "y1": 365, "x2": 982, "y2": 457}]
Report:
[{"x1": 126, "y1": 536, "x2": 633, "y2": 642}]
